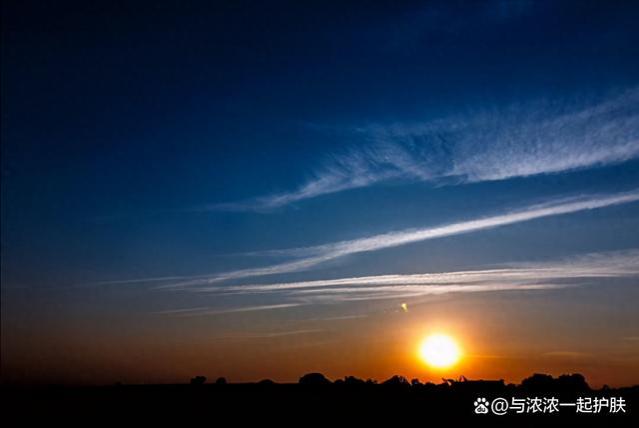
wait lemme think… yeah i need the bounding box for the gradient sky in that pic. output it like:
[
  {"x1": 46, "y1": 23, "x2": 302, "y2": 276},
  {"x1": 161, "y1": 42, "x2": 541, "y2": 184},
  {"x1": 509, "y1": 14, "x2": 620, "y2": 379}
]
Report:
[{"x1": 2, "y1": 0, "x2": 639, "y2": 387}]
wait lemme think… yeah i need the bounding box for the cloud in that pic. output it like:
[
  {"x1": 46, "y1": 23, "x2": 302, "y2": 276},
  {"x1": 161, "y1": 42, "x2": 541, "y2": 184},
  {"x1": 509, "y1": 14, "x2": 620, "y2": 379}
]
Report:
[
  {"x1": 150, "y1": 249, "x2": 639, "y2": 314},
  {"x1": 152, "y1": 307, "x2": 209, "y2": 315},
  {"x1": 200, "y1": 250, "x2": 639, "y2": 294},
  {"x1": 191, "y1": 249, "x2": 639, "y2": 305},
  {"x1": 215, "y1": 88, "x2": 639, "y2": 211},
  {"x1": 160, "y1": 190, "x2": 639, "y2": 287},
  {"x1": 209, "y1": 145, "x2": 405, "y2": 211},
  {"x1": 155, "y1": 303, "x2": 302, "y2": 317}
]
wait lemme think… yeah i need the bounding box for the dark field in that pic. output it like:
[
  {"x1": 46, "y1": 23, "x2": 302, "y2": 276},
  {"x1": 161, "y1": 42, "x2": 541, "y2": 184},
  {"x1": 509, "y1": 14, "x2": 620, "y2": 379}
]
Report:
[{"x1": 4, "y1": 374, "x2": 638, "y2": 426}]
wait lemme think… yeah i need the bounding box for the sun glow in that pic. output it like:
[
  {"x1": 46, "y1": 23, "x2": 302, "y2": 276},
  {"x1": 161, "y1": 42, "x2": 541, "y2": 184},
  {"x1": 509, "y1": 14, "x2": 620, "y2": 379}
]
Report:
[{"x1": 418, "y1": 333, "x2": 462, "y2": 369}]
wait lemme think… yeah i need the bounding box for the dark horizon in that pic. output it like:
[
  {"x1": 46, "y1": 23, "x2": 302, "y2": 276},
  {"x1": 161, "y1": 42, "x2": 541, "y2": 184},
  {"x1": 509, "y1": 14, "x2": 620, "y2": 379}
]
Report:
[
  {"x1": 4, "y1": 370, "x2": 639, "y2": 391},
  {"x1": 4, "y1": 371, "x2": 636, "y2": 423}
]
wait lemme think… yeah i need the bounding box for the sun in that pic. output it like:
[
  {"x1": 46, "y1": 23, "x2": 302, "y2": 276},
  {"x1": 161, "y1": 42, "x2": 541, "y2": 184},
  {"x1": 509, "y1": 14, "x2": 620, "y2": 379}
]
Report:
[{"x1": 418, "y1": 333, "x2": 461, "y2": 369}]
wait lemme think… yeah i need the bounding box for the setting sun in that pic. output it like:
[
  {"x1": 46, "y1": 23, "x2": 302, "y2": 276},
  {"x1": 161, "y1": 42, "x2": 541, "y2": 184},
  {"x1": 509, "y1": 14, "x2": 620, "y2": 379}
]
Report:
[{"x1": 418, "y1": 333, "x2": 462, "y2": 369}]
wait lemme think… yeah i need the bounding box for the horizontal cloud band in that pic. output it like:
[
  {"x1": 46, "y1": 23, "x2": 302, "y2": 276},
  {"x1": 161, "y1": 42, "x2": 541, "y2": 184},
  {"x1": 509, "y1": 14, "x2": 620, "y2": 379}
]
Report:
[
  {"x1": 158, "y1": 250, "x2": 639, "y2": 312},
  {"x1": 161, "y1": 189, "x2": 639, "y2": 287}
]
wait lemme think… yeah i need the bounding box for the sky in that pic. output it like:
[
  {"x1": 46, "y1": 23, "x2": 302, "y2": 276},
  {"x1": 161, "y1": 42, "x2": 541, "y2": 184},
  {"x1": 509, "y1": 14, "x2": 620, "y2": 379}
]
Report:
[{"x1": 2, "y1": 0, "x2": 639, "y2": 387}]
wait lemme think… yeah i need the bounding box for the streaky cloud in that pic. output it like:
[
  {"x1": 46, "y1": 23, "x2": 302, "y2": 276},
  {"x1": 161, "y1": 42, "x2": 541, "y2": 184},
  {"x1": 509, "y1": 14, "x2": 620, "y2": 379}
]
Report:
[
  {"x1": 213, "y1": 88, "x2": 639, "y2": 211},
  {"x1": 192, "y1": 249, "x2": 639, "y2": 305},
  {"x1": 161, "y1": 190, "x2": 639, "y2": 287},
  {"x1": 156, "y1": 303, "x2": 302, "y2": 317},
  {"x1": 208, "y1": 146, "x2": 402, "y2": 212},
  {"x1": 152, "y1": 307, "x2": 209, "y2": 315}
]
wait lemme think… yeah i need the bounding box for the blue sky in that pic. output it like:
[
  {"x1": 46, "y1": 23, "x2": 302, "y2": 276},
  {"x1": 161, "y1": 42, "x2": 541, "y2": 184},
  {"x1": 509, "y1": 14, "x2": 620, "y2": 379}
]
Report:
[{"x1": 2, "y1": 1, "x2": 639, "y2": 384}]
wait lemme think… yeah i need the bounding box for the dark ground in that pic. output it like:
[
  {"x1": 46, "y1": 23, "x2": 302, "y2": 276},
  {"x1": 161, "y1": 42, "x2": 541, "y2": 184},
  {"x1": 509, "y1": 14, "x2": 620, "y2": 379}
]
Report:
[{"x1": 3, "y1": 374, "x2": 638, "y2": 426}]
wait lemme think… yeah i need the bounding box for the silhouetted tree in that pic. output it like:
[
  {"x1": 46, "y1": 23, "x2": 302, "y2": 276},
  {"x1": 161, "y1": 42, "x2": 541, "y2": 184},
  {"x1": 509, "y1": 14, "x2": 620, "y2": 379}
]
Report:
[
  {"x1": 557, "y1": 374, "x2": 590, "y2": 392},
  {"x1": 382, "y1": 375, "x2": 410, "y2": 386},
  {"x1": 520, "y1": 373, "x2": 589, "y2": 393},
  {"x1": 190, "y1": 376, "x2": 206, "y2": 385},
  {"x1": 299, "y1": 373, "x2": 331, "y2": 385},
  {"x1": 421, "y1": 382, "x2": 439, "y2": 392},
  {"x1": 344, "y1": 376, "x2": 366, "y2": 386},
  {"x1": 521, "y1": 373, "x2": 554, "y2": 392},
  {"x1": 215, "y1": 377, "x2": 227, "y2": 385},
  {"x1": 411, "y1": 378, "x2": 422, "y2": 386}
]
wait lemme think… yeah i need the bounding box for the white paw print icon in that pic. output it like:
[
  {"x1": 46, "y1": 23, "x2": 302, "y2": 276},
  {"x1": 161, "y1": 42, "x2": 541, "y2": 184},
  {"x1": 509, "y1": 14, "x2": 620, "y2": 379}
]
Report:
[{"x1": 474, "y1": 397, "x2": 489, "y2": 414}]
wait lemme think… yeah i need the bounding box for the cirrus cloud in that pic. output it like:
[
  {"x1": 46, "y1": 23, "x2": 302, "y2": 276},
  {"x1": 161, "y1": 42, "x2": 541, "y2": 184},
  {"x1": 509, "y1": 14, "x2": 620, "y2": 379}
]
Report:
[{"x1": 212, "y1": 88, "x2": 639, "y2": 211}]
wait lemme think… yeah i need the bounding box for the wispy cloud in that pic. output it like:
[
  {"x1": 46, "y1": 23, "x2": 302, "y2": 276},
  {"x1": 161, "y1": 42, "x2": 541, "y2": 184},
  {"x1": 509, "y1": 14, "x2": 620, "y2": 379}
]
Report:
[
  {"x1": 155, "y1": 303, "x2": 302, "y2": 317},
  {"x1": 189, "y1": 249, "x2": 639, "y2": 306},
  {"x1": 160, "y1": 190, "x2": 639, "y2": 287},
  {"x1": 214, "y1": 88, "x2": 639, "y2": 211},
  {"x1": 152, "y1": 307, "x2": 209, "y2": 315},
  {"x1": 209, "y1": 147, "x2": 404, "y2": 212},
  {"x1": 149, "y1": 250, "x2": 639, "y2": 315},
  {"x1": 215, "y1": 283, "x2": 569, "y2": 303}
]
